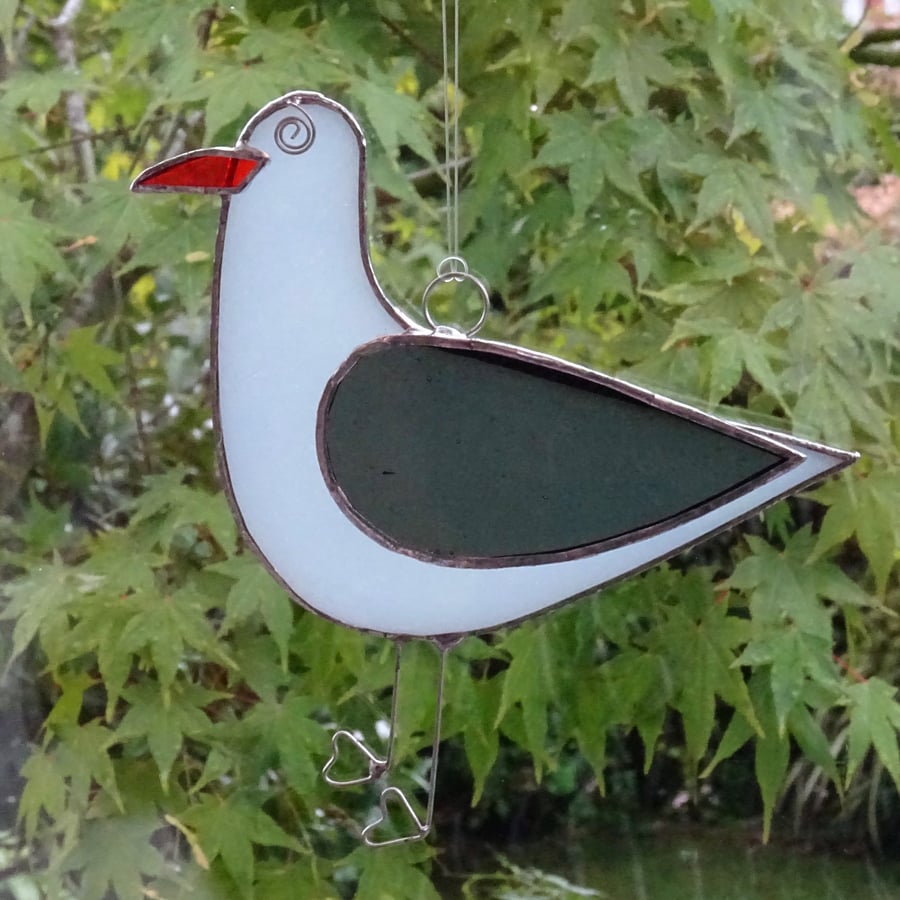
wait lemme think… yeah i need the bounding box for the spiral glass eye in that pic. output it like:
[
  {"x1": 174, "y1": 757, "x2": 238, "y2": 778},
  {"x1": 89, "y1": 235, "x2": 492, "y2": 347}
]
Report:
[{"x1": 274, "y1": 111, "x2": 315, "y2": 154}]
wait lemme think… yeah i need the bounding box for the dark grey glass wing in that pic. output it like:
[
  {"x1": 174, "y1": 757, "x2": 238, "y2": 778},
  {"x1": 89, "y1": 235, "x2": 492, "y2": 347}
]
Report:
[{"x1": 319, "y1": 338, "x2": 795, "y2": 565}]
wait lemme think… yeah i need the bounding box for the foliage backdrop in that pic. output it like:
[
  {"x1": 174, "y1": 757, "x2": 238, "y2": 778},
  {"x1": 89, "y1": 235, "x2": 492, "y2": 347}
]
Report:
[{"x1": 1, "y1": 0, "x2": 899, "y2": 896}]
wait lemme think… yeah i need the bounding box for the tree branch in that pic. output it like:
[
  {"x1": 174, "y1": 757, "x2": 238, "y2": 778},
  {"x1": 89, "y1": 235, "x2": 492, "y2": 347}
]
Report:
[
  {"x1": 48, "y1": 0, "x2": 95, "y2": 182},
  {"x1": 850, "y1": 46, "x2": 900, "y2": 66},
  {"x1": 856, "y1": 26, "x2": 900, "y2": 49},
  {"x1": 0, "y1": 126, "x2": 136, "y2": 166},
  {"x1": 48, "y1": 0, "x2": 84, "y2": 29},
  {"x1": 14, "y1": 10, "x2": 37, "y2": 58},
  {"x1": 379, "y1": 16, "x2": 443, "y2": 71}
]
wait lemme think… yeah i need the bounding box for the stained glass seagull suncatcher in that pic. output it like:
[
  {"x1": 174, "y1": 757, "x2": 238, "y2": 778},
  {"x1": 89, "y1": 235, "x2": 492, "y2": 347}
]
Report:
[{"x1": 132, "y1": 91, "x2": 856, "y2": 843}]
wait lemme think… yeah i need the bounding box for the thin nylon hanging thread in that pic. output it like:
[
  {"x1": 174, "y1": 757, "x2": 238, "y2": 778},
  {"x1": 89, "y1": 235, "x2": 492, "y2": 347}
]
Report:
[{"x1": 441, "y1": 0, "x2": 464, "y2": 274}]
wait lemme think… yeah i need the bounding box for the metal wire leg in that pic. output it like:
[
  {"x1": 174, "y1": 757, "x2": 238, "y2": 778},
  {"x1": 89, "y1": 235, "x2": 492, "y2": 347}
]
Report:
[
  {"x1": 361, "y1": 643, "x2": 449, "y2": 846},
  {"x1": 322, "y1": 640, "x2": 402, "y2": 788}
]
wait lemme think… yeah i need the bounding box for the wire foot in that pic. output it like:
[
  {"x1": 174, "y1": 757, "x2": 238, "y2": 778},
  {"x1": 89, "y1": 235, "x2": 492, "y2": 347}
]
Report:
[
  {"x1": 361, "y1": 785, "x2": 431, "y2": 846},
  {"x1": 322, "y1": 729, "x2": 388, "y2": 787}
]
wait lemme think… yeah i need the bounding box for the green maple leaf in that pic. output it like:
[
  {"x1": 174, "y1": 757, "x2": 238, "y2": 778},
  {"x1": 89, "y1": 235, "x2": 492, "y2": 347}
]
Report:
[
  {"x1": 787, "y1": 702, "x2": 842, "y2": 790},
  {"x1": 496, "y1": 624, "x2": 558, "y2": 778},
  {"x1": 131, "y1": 468, "x2": 238, "y2": 552},
  {"x1": 0, "y1": 191, "x2": 71, "y2": 323},
  {"x1": 726, "y1": 530, "x2": 837, "y2": 640},
  {"x1": 353, "y1": 64, "x2": 437, "y2": 164},
  {"x1": 655, "y1": 600, "x2": 758, "y2": 769},
  {"x1": 253, "y1": 860, "x2": 338, "y2": 900},
  {"x1": 123, "y1": 203, "x2": 220, "y2": 274},
  {"x1": 0, "y1": 69, "x2": 91, "y2": 118},
  {"x1": 735, "y1": 630, "x2": 833, "y2": 734},
  {"x1": 815, "y1": 472, "x2": 900, "y2": 595},
  {"x1": 536, "y1": 109, "x2": 653, "y2": 217},
  {"x1": 729, "y1": 82, "x2": 817, "y2": 196},
  {"x1": 238, "y1": 693, "x2": 328, "y2": 795},
  {"x1": 748, "y1": 674, "x2": 790, "y2": 843},
  {"x1": 574, "y1": 650, "x2": 669, "y2": 782},
  {"x1": 586, "y1": 30, "x2": 683, "y2": 115},
  {"x1": 117, "y1": 585, "x2": 234, "y2": 689},
  {"x1": 118, "y1": 681, "x2": 220, "y2": 786},
  {"x1": 107, "y1": 0, "x2": 201, "y2": 72},
  {"x1": 534, "y1": 110, "x2": 594, "y2": 199},
  {"x1": 213, "y1": 555, "x2": 295, "y2": 668},
  {"x1": 80, "y1": 528, "x2": 162, "y2": 596},
  {"x1": 61, "y1": 325, "x2": 124, "y2": 399},
  {"x1": 728, "y1": 529, "x2": 874, "y2": 730},
  {"x1": 198, "y1": 64, "x2": 290, "y2": 143},
  {"x1": 573, "y1": 670, "x2": 610, "y2": 782},
  {"x1": 229, "y1": 633, "x2": 292, "y2": 704},
  {"x1": 96, "y1": 610, "x2": 141, "y2": 715},
  {"x1": 179, "y1": 793, "x2": 303, "y2": 897},
  {"x1": 343, "y1": 843, "x2": 438, "y2": 900},
  {"x1": 8, "y1": 495, "x2": 73, "y2": 558},
  {"x1": 19, "y1": 749, "x2": 68, "y2": 841},
  {"x1": 458, "y1": 675, "x2": 502, "y2": 805},
  {"x1": 238, "y1": 19, "x2": 347, "y2": 87},
  {"x1": 60, "y1": 180, "x2": 154, "y2": 269},
  {"x1": 0, "y1": 554, "x2": 82, "y2": 665},
  {"x1": 690, "y1": 159, "x2": 775, "y2": 249},
  {"x1": 53, "y1": 722, "x2": 123, "y2": 813},
  {"x1": 63, "y1": 815, "x2": 167, "y2": 900},
  {"x1": 845, "y1": 677, "x2": 900, "y2": 789},
  {"x1": 528, "y1": 235, "x2": 634, "y2": 305}
]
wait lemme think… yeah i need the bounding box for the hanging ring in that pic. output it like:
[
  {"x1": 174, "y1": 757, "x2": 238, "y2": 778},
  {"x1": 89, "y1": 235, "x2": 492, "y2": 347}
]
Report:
[
  {"x1": 436, "y1": 256, "x2": 469, "y2": 280},
  {"x1": 422, "y1": 270, "x2": 490, "y2": 337}
]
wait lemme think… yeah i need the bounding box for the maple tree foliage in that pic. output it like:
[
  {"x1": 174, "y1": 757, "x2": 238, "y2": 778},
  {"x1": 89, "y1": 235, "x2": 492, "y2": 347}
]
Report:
[{"x1": 0, "y1": 0, "x2": 899, "y2": 896}]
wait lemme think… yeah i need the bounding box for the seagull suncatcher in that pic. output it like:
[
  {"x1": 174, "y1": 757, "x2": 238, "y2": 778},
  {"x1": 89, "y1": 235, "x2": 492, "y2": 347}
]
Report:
[
  {"x1": 132, "y1": 91, "x2": 856, "y2": 641},
  {"x1": 133, "y1": 91, "x2": 857, "y2": 843}
]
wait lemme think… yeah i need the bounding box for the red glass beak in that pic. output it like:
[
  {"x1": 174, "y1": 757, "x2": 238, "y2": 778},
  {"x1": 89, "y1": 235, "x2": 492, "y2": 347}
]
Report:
[{"x1": 130, "y1": 147, "x2": 268, "y2": 195}]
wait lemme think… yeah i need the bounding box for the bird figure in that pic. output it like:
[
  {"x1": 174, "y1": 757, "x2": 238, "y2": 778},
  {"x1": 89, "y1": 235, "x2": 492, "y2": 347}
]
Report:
[{"x1": 132, "y1": 91, "x2": 856, "y2": 843}]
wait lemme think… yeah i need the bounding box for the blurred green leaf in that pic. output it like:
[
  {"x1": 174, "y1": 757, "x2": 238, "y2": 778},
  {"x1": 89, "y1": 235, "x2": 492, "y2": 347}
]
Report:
[{"x1": 846, "y1": 677, "x2": 900, "y2": 790}]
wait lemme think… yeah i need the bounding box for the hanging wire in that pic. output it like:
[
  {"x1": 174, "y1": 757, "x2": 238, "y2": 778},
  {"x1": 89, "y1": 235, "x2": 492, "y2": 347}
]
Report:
[
  {"x1": 440, "y1": 0, "x2": 464, "y2": 275},
  {"x1": 361, "y1": 644, "x2": 450, "y2": 846}
]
